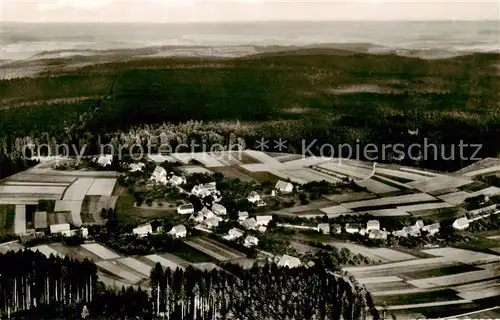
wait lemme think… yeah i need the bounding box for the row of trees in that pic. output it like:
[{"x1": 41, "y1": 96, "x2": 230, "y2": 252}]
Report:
[
  {"x1": 0, "y1": 250, "x2": 97, "y2": 317},
  {"x1": 149, "y1": 262, "x2": 378, "y2": 320}
]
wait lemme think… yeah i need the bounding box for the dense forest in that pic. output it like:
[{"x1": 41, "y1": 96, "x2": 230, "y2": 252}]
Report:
[
  {"x1": 0, "y1": 250, "x2": 97, "y2": 318},
  {"x1": 1, "y1": 51, "x2": 499, "y2": 172},
  {"x1": 148, "y1": 262, "x2": 378, "y2": 320}
]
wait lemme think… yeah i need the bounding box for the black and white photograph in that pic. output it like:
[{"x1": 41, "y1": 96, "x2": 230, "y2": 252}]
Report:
[{"x1": 0, "y1": 0, "x2": 499, "y2": 319}]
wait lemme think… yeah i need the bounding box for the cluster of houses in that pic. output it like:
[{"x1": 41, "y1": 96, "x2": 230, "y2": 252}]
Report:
[
  {"x1": 149, "y1": 166, "x2": 187, "y2": 186},
  {"x1": 342, "y1": 219, "x2": 442, "y2": 240},
  {"x1": 132, "y1": 222, "x2": 187, "y2": 239}
]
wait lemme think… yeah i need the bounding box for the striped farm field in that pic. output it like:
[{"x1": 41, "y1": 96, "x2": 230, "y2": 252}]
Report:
[
  {"x1": 317, "y1": 162, "x2": 373, "y2": 180},
  {"x1": 407, "y1": 175, "x2": 473, "y2": 193},
  {"x1": 184, "y1": 237, "x2": 245, "y2": 261},
  {"x1": 356, "y1": 276, "x2": 404, "y2": 285},
  {"x1": 399, "y1": 167, "x2": 440, "y2": 177},
  {"x1": 210, "y1": 151, "x2": 244, "y2": 166},
  {"x1": 54, "y1": 200, "x2": 83, "y2": 226},
  {"x1": 319, "y1": 205, "x2": 354, "y2": 216},
  {"x1": 396, "y1": 202, "x2": 454, "y2": 212},
  {"x1": 0, "y1": 204, "x2": 15, "y2": 234},
  {"x1": 96, "y1": 260, "x2": 143, "y2": 284},
  {"x1": 49, "y1": 243, "x2": 101, "y2": 261},
  {"x1": 62, "y1": 178, "x2": 94, "y2": 200},
  {"x1": 356, "y1": 178, "x2": 399, "y2": 194},
  {"x1": 81, "y1": 243, "x2": 121, "y2": 260},
  {"x1": 6, "y1": 173, "x2": 76, "y2": 183},
  {"x1": 86, "y1": 179, "x2": 116, "y2": 196},
  {"x1": 0, "y1": 241, "x2": 24, "y2": 254},
  {"x1": 438, "y1": 191, "x2": 470, "y2": 205},
  {"x1": 181, "y1": 166, "x2": 213, "y2": 175},
  {"x1": 324, "y1": 192, "x2": 376, "y2": 203},
  {"x1": 269, "y1": 170, "x2": 308, "y2": 184},
  {"x1": 144, "y1": 254, "x2": 186, "y2": 270},
  {"x1": 328, "y1": 242, "x2": 416, "y2": 263},
  {"x1": 148, "y1": 154, "x2": 177, "y2": 163},
  {"x1": 357, "y1": 208, "x2": 410, "y2": 217},
  {"x1": 244, "y1": 150, "x2": 282, "y2": 165},
  {"x1": 274, "y1": 168, "x2": 342, "y2": 184},
  {"x1": 422, "y1": 247, "x2": 500, "y2": 265},
  {"x1": 408, "y1": 269, "x2": 500, "y2": 289},
  {"x1": 2, "y1": 181, "x2": 70, "y2": 187},
  {"x1": 463, "y1": 165, "x2": 500, "y2": 177},
  {"x1": 0, "y1": 185, "x2": 67, "y2": 195},
  {"x1": 281, "y1": 156, "x2": 332, "y2": 167},
  {"x1": 341, "y1": 193, "x2": 437, "y2": 210},
  {"x1": 374, "y1": 289, "x2": 464, "y2": 307},
  {"x1": 375, "y1": 167, "x2": 430, "y2": 181},
  {"x1": 118, "y1": 257, "x2": 153, "y2": 276}
]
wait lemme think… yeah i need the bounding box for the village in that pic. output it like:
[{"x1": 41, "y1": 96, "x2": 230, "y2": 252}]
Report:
[{"x1": 1, "y1": 150, "x2": 500, "y2": 318}]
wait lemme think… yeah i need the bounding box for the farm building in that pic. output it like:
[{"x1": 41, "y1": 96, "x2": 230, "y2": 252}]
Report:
[
  {"x1": 241, "y1": 218, "x2": 257, "y2": 230},
  {"x1": 169, "y1": 175, "x2": 186, "y2": 186},
  {"x1": 34, "y1": 211, "x2": 48, "y2": 229},
  {"x1": 414, "y1": 220, "x2": 425, "y2": 230},
  {"x1": 238, "y1": 211, "x2": 249, "y2": 221},
  {"x1": 258, "y1": 225, "x2": 267, "y2": 233},
  {"x1": 150, "y1": 166, "x2": 168, "y2": 185},
  {"x1": 331, "y1": 224, "x2": 342, "y2": 234},
  {"x1": 177, "y1": 204, "x2": 195, "y2": 215},
  {"x1": 97, "y1": 155, "x2": 113, "y2": 167},
  {"x1": 345, "y1": 223, "x2": 362, "y2": 234},
  {"x1": 168, "y1": 225, "x2": 187, "y2": 238},
  {"x1": 247, "y1": 191, "x2": 261, "y2": 203},
  {"x1": 211, "y1": 203, "x2": 227, "y2": 216},
  {"x1": 317, "y1": 223, "x2": 330, "y2": 235},
  {"x1": 244, "y1": 235, "x2": 259, "y2": 247},
  {"x1": 402, "y1": 225, "x2": 421, "y2": 237},
  {"x1": 422, "y1": 223, "x2": 441, "y2": 235},
  {"x1": 129, "y1": 162, "x2": 145, "y2": 172},
  {"x1": 278, "y1": 255, "x2": 302, "y2": 268},
  {"x1": 61, "y1": 227, "x2": 88, "y2": 238},
  {"x1": 203, "y1": 216, "x2": 221, "y2": 229},
  {"x1": 190, "y1": 207, "x2": 215, "y2": 223},
  {"x1": 133, "y1": 223, "x2": 153, "y2": 237},
  {"x1": 453, "y1": 217, "x2": 470, "y2": 231},
  {"x1": 275, "y1": 181, "x2": 294, "y2": 194},
  {"x1": 469, "y1": 204, "x2": 497, "y2": 216},
  {"x1": 256, "y1": 215, "x2": 273, "y2": 226},
  {"x1": 366, "y1": 220, "x2": 380, "y2": 232},
  {"x1": 191, "y1": 183, "x2": 217, "y2": 198},
  {"x1": 368, "y1": 229, "x2": 388, "y2": 240},
  {"x1": 50, "y1": 223, "x2": 70, "y2": 234},
  {"x1": 359, "y1": 228, "x2": 368, "y2": 236},
  {"x1": 255, "y1": 200, "x2": 267, "y2": 207},
  {"x1": 223, "y1": 228, "x2": 244, "y2": 241}
]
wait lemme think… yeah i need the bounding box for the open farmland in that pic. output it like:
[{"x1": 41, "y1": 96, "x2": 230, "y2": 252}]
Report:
[
  {"x1": 86, "y1": 179, "x2": 117, "y2": 196},
  {"x1": 323, "y1": 192, "x2": 376, "y2": 203},
  {"x1": 181, "y1": 166, "x2": 213, "y2": 175},
  {"x1": 407, "y1": 175, "x2": 473, "y2": 193},
  {"x1": 184, "y1": 237, "x2": 245, "y2": 261},
  {"x1": 118, "y1": 257, "x2": 153, "y2": 277},
  {"x1": 327, "y1": 242, "x2": 416, "y2": 263},
  {"x1": 148, "y1": 154, "x2": 177, "y2": 163},
  {"x1": 62, "y1": 178, "x2": 94, "y2": 200},
  {"x1": 29, "y1": 244, "x2": 63, "y2": 258},
  {"x1": 96, "y1": 260, "x2": 143, "y2": 284},
  {"x1": 281, "y1": 156, "x2": 332, "y2": 168},
  {"x1": 81, "y1": 243, "x2": 121, "y2": 260},
  {"x1": 54, "y1": 200, "x2": 83, "y2": 226},
  {"x1": 356, "y1": 178, "x2": 399, "y2": 194},
  {"x1": 375, "y1": 167, "x2": 430, "y2": 182},
  {"x1": 396, "y1": 202, "x2": 454, "y2": 212},
  {"x1": 408, "y1": 269, "x2": 500, "y2": 289},
  {"x1": 422, "y1": 247, "x2": 500, "y2": 265},
  {"x1": 438, "y1": 191, "x2": 471, "y2": 205},
  {"x1": 0, "y1": 185, "x2": 67, "y2": 195},
  {"x1": 319, "y1": 205, "x2": 354, "y2": 216},
  {"x1": 341, "y1": 193, "x2": 437, "y2": 210},
  {"x1": 49, "y1": 243, "x2": 101, "y2": 261},
  {"x1": 273, "y1": 168, "x2": 341, "y2": 184},
  {"x1": 210, "y1": 151, "x2": 244, "y2": 166},
  {"x1": 244, "y1": 150, "x2": 282, "y2": 166},
  {"x1": 0, "y1": 241, "x2": 24, "y2": 254},
  {"x1": 144, "y1": 254, "x2": 187, "y2": 270},
  {"x1": 209, "y1": 166, "x2": 255, "y2": 182},
  {"x1": 357, "y1": 208, "x2": 410, "y2": 217},
  {"x1": 5, "y1": 173, "x2": 76, "y2": 183},
  {"x1": 317, "y1": 161, "x2": 373, "y2": 180}
]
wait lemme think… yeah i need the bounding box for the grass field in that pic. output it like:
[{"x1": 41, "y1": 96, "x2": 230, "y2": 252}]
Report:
[
  {"x1": 144, "y1": 254, "x2": 187, "y2": 270},
  {"x1": 184, "y1": 237, "x2": 245, "y2": 261},
  {"x1": 328, "y1": 242, "x2": 416, "y2": 263},
  {"x1": 209, "y1": 166, "x2": 255, "y2": 182},
  {"x1": 62, "y1": 178, "x2": 94, "y2": 201},
  {"x1": 95, "y1": 260, "x2": 143, "y2": 284},
  {"x1": 81, "y1": 243, "x2": 121, "y2": 260},
  {"x1": 374, "y1": 289, "x2": 463, "y2": 306},
  {"x1": 403, "y1": 264, "x2": 480, "y2": 279},
  {"x1": 118, "y1": 257, "x2": 153, "y2": 277},
  {"x1": 86, "y1": 179, "x2": 117, "y2": 196},
  {"x1": 29, "y1": 244, "x2": 63, "y2": 258}
]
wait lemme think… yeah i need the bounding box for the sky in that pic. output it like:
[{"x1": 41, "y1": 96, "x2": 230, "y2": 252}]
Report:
[{"x1": 1, "y1": 0, "x2": 499, "y2": 23}]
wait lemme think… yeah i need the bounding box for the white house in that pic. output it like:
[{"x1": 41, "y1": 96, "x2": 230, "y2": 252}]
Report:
[
  {"x1": 452, "y1": 217, "x2": 470, "y2": 231},
  {"x1": 256, "y1": 200, "x2": 267, "y2": 207},
  {"x1": 238, "y1": 211, "x2": 249, "y2": 221},
  {"x1": 402, "y1": 226, "x2": 421, "y2": 237},
  {"x1": 244, "y1": 235, "x2": 259, "y2": 247},
  {"x1": 278, "y1": 255, "x2": 302, "y2": 268},
  {"x1": 317, "y1": 223, "x2": 330, "y2": 235},
  {"x1": 247, "y1": 191, "x2": 261, "y2": 203},
  {"x1": 203, "y1": 216, "x2": 221, "y2": 229},
  {"x1": 366, "y1": 220, "x2": 380, "y2": 232},
  {"x1": 177, "y1": 203, "x2": 195, "y2": 215},
  {"x1": 258, "y1": 225, "x2": 267, "y2": 233},
  {"x1": 241, "y1": 217, "x2": 257, "y2": 230},
  {"x1": 168, "y1": 225, "x2": 187, "y2": 238},
  {"x1": 133, "y1": 223, "x2": 153, "y2": 238},
  {"x1": 414, "y1": 220, "x2": 425, "y2": 230},
  {"x1": 169, "y1": 175, "x2": 186, "y2": 186},
  {"x1": 256, "y1": 215, "x2": 273, "y2": 226},
  {"x1": 97, "y1": 155, "x2": 113, "y2": 167},
  {"x1": 345, "y1": 223, "x2": 362, "y2": 234},
  {"x1": 191, "y1": 185, "x2": 212, "y2": 198},
  {"x1": 50, "y1": 223, "x2": 71, "y2": 234},
  {"x1": 211, "y1": 203, "x2": 227, "y2": 216},
  {"x1": 150, "y1": 166, "x2": 167, "y2": 185},
  {"x1": 129, "y1": 162, "x2": 145, "y2": 172},
  {"x1": 368, "y1": 229, "x2": 388, "y2": 240},
  {"x1": 191, "y1": 207, "x2": 215, "y2": 222},
  {"x1": 61, "y1": 227, "x2": 88, "y2": 238},
  {"x1": 275, "y1": 181, "x2": 294, "y2": 194},
  {"x1": 422, "y1": 223, "x2": 441, "y2": 235},
  {"x1": 224, "y1": 228, "x2": 244, "y2": 241}
]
